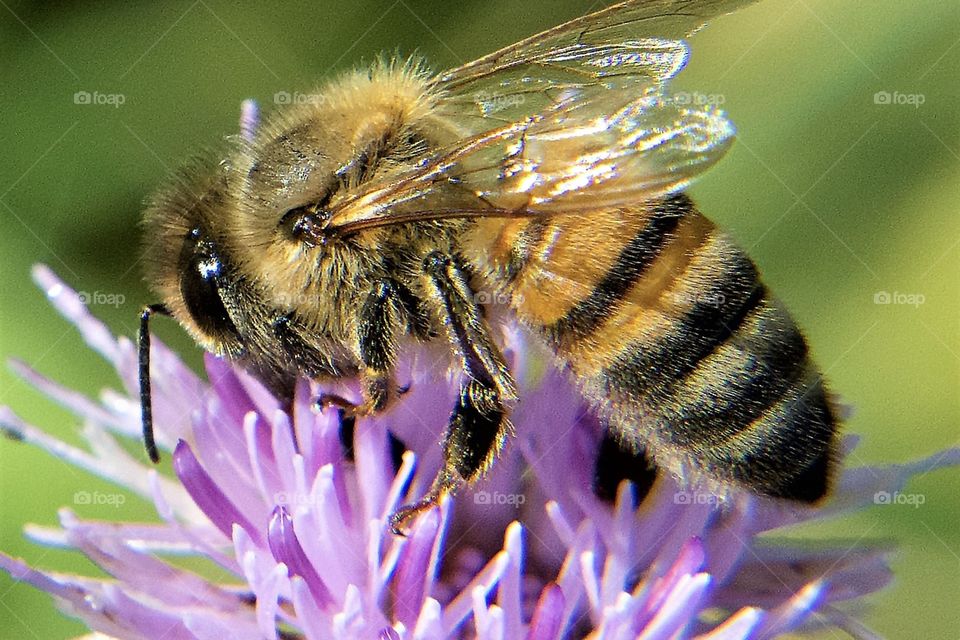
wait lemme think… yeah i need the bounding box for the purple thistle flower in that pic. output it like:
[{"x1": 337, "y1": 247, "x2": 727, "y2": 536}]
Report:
[{"x1": 2, "y1": 266, "x2": 958, "y2": 639}]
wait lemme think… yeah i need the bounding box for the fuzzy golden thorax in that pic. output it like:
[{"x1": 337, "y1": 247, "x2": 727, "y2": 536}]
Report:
[{"x1": 225, "y1": 62, "x2": 464, "y2": 339}]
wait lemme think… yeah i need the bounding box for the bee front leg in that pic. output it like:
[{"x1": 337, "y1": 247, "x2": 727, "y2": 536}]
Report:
[
  {"x1": 357, "y1": 280, "x2": 402, "y2": 413},
  {"x1": 318, "y1": 280, "x2": 400, "y2": 417},
  {"x1": 389, "y1": 253, "x2": 516, "y2": 535}
]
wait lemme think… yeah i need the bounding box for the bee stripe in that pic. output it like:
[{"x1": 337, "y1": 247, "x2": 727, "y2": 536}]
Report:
[
  {"x1": 546, "y1": 194, "x2": 689, "y2": 344},
  {"x1": 673, "y1": 280, "x2": 766, "y2": 382},
  {"x1": 708, "y1": 376, "x2": 835, "y2": 501},
  {"x1": 649, "y1": 307, "x2": 810, "y2": 449},
  {"x1": 603, "y1": 255, "x2": 764, "y2": 395}
]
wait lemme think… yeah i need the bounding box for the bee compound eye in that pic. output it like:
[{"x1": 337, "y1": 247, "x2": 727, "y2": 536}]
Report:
[{"x1": 178, "y1": 230, "x2": 242, "y2": 344}]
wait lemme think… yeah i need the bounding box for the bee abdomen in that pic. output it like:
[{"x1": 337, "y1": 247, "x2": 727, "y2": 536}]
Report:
[
  {"x1": 706, "y1": 374, "x2": 835, "y2": 501},
  {"x1": 497, "y1": 193, "x2": 837, "y2": 502},
  {"x1": 601, "y1": 283, "x2": 836, "y2": 499},
  {"x1": 592, "y1": 226, "x2": 836, "y2": 501}
]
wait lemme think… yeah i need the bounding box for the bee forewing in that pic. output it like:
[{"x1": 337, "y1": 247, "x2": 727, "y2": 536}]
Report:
[
  {"x1": 435, "y1": 0, "x2": 758, "y2": 96},
  {"x1": 327, "y1": 85, "x2": 734, "y2": 233}
]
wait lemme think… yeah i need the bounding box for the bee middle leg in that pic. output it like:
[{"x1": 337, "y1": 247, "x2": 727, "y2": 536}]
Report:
[{"x1": 389, "y1": 253, "x2": 517, "y2": 534}]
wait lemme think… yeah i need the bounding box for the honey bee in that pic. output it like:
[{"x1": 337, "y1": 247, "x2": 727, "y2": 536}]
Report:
[{"x1": 140, "y1": 0, "x2": 838, "y2": 532}]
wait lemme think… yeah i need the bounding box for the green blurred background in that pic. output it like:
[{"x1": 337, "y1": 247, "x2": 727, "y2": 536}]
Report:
[{"x1": 0, "y1": 1, "x2": 957, "y2": 637}]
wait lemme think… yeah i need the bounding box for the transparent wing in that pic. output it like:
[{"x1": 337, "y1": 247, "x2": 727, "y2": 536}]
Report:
[
  {"x1": 323, "y1": 0, "x2": 750, "y2": 235},
  {"x1": 432, "y1": 0, "x2": 756, "y2": 127},
  {"x1": 469, "y1": 85, "x2": 735, "y2": 213}
]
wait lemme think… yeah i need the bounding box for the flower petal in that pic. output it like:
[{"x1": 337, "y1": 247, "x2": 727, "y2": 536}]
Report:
[
  {"x1": 173, "y1": 439, "x2": 263, "y2": 545},
  {"x1": 393, "y1": 508, "x2": 442, "y2": 628},
  {"x1": 524, "y1": 583, "x2": 564, "y2": 640},
  {"x1": 268, "y1": 506, "x2": 334, "y2": 609}
]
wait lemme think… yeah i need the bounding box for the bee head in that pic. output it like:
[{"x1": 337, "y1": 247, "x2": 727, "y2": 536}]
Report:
[{"x1": 139, "y1": 160, "x2": 257, "y2": 463}]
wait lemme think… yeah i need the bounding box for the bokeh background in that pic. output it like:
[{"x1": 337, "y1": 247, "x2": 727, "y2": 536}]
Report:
[{"x1": 1, "y1": 0, "x2": 957, "y2": 637}]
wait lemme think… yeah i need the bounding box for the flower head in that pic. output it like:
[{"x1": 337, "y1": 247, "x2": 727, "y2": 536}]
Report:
[{"x1": 1, "y1": 266, "x2": 957, "y2": 639}]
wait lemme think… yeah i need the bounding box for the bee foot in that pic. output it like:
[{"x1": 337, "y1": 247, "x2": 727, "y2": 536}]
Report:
[
  {"x1": 389, "y1": 497, "x2": 440, "y2": 536},
  {"x1": 389, "y1": 474, "x2": 462, "y2": 535}
]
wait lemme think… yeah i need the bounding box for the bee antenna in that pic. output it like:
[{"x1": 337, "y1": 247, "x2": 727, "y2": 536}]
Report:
[{"x1": 139, "y1": 303, "x2": 172, "y2": 463}]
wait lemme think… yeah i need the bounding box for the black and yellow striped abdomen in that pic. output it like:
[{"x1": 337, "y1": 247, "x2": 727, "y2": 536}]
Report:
[{"x1": 467, "y1": 194, "x2": 838, "y2": 502}]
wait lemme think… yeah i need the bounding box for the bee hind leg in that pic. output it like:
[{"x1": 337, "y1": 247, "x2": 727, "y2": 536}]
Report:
[{"x1": 389, "y1": 253, "x2": 516, "y2": 535}]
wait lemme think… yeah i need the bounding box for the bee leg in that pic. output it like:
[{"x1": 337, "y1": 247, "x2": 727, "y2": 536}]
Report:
[
  {"x1": 314, "y1": 280, "x2": 400, "y2": 417},
  {"x1": 389, "y1": 253, "x2": 516, "y2": 535},
  {"x1": 315, "y1": 393, "x2": 359, "y2": 413},
  {"x1": 355, "y1": 279, "x2": 400, "y2": 414}
]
